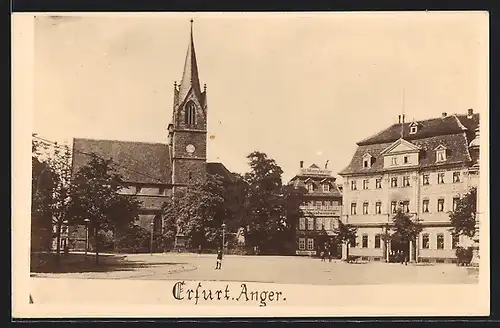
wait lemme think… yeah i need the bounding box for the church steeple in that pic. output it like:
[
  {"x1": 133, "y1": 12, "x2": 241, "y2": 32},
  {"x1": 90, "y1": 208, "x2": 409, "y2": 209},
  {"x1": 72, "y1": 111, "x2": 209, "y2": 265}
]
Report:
[
  {"x1": 178, "y1": 19, "x2": 201, "y2": 105},
  {"x1": 168, "y1": 19, "x2": 208, "y2": 192}
]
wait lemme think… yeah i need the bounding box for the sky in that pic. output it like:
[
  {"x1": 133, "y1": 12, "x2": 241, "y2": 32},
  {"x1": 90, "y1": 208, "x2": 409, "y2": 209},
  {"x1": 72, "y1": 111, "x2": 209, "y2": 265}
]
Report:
[{"x1": 33, "y1": 12, "x2": 488, "y2": 183}]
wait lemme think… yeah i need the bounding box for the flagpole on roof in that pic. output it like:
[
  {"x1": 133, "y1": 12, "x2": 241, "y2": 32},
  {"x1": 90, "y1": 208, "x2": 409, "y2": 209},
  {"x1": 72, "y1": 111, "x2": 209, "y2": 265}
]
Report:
[{"x1": 401, "y1": 87, "x2": 405, "y2": 139}]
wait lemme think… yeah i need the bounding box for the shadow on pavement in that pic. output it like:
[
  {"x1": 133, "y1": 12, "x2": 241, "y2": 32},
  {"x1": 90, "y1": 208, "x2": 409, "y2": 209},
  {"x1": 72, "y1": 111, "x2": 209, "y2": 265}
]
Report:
[{"x1": 30, "y1": 252, "x2": 189, "y2": 274}]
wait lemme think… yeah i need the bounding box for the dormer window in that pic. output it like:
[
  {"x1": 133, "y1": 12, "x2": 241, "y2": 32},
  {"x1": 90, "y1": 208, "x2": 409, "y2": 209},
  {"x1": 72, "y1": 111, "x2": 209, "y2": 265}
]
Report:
[
  {"x1": 435, "y1": 145, "x2": 447, "y2": 162},
  {"x1": 409, "y1": 122, "x2": 419, "y2": 135},
  {"x1": 322, "y1": 184, "x2": 330, "y2": 192},
  {"x1": 380, "y1": 138, "x2": 421, "y2": 169},
  {"x1": 362, "y1": 153, "x2": 373, "y2": 168},
  {"x1": 437, "y1": 150, "x2": 446, "y2": 162},
  {"x1": 307, "y1": 183, "x2": 314, "y2": 192}
]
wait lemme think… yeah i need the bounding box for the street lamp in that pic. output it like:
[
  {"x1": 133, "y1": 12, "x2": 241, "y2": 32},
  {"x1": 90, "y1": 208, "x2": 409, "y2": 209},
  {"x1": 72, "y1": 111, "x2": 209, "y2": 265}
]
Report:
[
  {"x1": 413, "y1": 213, "x2": 421, "y2": 264},
  {"x1": 83, "y1": 218, "x2": 90, "y2": 256},
  {"x1": 62, "y1": 220, "x2": 68, "y2": 254},
  {"x1": 221, "y1": 223, "x2": 227, "y2": 252},
  {"x1": 150, "y1": 222, "x2": 154, "y2": 256},
  {"x1": 384, "y1": 222, "x2": 390, "y2": 263}
]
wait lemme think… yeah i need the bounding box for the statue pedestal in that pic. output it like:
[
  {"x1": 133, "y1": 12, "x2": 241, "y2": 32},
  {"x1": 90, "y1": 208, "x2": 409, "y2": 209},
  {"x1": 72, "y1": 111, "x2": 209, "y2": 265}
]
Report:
[{"x1": 174, "y1": 233, "x2": 188, "y2": 251}]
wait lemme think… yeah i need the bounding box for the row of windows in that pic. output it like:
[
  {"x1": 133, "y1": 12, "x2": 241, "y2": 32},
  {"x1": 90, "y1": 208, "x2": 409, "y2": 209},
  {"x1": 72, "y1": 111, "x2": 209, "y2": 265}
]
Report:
[
  {"x1": 349, "y1": 197, "x2": 460, "y2": 215},
  {"x1": 301, "y1": 200, "x2": 341, "y2": 209},
  {"x1": 298, "y1": 238, "x2": 315, "y2": 251},
  {"x1": 298, "y1": 217, "x2": 336, "y2": 231},
  {"x1": 355, "y1": 234, "x2": 382, "y2": 248},
  {"x1": 306, "y1": 183, "x2": 331, "y2": 192},
  {"x1": 390, "y1": 155, "x2": 412, "y2": 166},
  {"x1": 354, "y1": 233, "x2": 460, "y2": 250},
  {"x1": 363, "y1": 147, "x2": 448, "y2": 169},
  {"x1": 421, "y1": 233, "x2": 460, "y2": 249},
  {"x1": 349, "y1": 171, "x2": 462, "y2": 191},
  {"x1": 364, "y1": 154, "x2": 416, "y2": 168}
]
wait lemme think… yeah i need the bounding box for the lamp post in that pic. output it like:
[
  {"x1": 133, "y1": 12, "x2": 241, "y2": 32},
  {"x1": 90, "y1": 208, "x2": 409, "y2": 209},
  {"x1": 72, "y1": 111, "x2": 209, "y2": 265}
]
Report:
[
  {"x1": 413, "y1": 213, "x2": 421, "y2": 264},
  {"x1": 84, "y1": 218, "x2": 90, "y2": 256},
  {"x1": 62, "y1": 220, "x2": 68, "y2": 254},
  {"x1": 150, "y1": 222, "x2": 154, "y2": 256},
  {"x1": 384, "y1": 222, "x2": 390, "y2": 263},
  {"x1": 221, "y1": 223, "x2": 227, "y2": 253}
]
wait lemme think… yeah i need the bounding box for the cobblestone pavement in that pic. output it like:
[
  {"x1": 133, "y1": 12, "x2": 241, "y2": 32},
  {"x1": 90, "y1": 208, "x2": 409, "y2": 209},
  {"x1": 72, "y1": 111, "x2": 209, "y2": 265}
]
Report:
[{"x1": 32, "y1": 253, "x2": 479, "y2": 285}]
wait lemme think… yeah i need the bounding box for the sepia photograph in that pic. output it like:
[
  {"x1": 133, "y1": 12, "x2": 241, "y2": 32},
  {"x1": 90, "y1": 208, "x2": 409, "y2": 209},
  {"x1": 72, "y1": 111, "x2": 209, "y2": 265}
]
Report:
[{"x1": 12, "y1": 11, "x2": 489, "y2": 317}]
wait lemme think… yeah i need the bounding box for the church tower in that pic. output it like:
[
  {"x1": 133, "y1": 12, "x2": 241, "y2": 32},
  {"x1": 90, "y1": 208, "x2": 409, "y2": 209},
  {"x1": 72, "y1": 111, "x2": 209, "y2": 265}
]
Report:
[{"x1": 168, "y1": 20, "x2": 208, "y2": 194}]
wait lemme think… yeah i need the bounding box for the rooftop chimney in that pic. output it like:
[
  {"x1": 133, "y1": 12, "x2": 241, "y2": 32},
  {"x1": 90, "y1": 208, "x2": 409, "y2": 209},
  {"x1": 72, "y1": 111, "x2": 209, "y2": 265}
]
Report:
[
  {"x1": 325, "y1": 160, "x2": 329, "y2": 169},
  {"x1": 467, "y1": 108, "x2": 473, "y2": 118},
  {"x1": 442, "y1": 112, "x2": 447, "y2": 118},
  {"x1": 402, "y1": 114, "x2": 405, "y2": 123},
  {"x1": 398, "y1": 115, "x2": 401, "y2": 123},
  {"x1": 300, "y1": 161, "x2": 304, "y2": 168}
]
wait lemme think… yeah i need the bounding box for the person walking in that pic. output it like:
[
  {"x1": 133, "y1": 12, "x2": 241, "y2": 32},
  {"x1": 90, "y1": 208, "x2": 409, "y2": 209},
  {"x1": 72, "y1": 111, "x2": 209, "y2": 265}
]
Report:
[
  {"x1": 215, "y1": 248, "x2": 223, "y2": 270},
  {"x1": 328, "y1": 249, "x2": 332, "y2": 262}
]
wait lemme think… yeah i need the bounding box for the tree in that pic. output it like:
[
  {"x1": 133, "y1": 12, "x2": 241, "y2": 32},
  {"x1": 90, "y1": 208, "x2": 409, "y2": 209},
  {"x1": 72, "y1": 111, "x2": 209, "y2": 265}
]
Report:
[
  {"x1": 70, "y1": 154, "x2": 142, "y2": 264},
  {"x1": 31, "y1": 137, "x2": 74, "y2": 264},
  {"x1": 162, "y1": 174, "x2": 230, "y2": 250},
  {"x1": 449, "y1": 187, "x2": 477, "y2": 238},
  {"x1": 242, "y1": 152, "x2": 287, "y2": 254},
  {"x1": 279, "y1": 184, "x2": 307, "y2": 254},
  {"x1": 47, "y1": 144, "x2": 74, "y2": 264},
  {"x1": 226, "y1": 173, "x2": 250, "y2": 233},
  {"x1": 391, "y1": 209, "x2": 423, "y2": 260},
  {"x1": 31, "y1": 136, "x2": 54, "y2": 252},
  {"x1": 335, "y1": 219, "x2": 357, "y2": 260},
  {"x1": 161, "y1": 199, "x2": 178, "y2": 250},
  {"x1": 238, "y1": 151, "x2": 306, "y2": 255}
]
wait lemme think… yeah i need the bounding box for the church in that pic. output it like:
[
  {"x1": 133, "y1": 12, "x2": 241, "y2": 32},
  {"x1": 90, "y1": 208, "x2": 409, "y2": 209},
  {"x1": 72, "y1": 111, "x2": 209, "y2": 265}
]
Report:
[{"x1": 69, "y1": 20, "x2": 235, "y2": 251}]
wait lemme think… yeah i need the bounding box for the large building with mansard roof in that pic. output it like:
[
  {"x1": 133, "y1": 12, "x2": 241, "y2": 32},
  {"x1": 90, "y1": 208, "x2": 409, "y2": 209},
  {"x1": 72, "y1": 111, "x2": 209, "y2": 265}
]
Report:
[
  {"x1": 339, "y1": 109, "x2": 480, "y2": 263},
  {"x1": 65, "y1": 21, "x2": 235, "y2": 252}
]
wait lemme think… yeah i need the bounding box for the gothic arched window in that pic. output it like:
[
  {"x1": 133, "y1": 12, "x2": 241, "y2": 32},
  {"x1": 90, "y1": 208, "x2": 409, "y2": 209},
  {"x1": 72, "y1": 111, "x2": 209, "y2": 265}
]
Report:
[{"x1": 184, "y1": 101, "x2": 196, "y2": 126}]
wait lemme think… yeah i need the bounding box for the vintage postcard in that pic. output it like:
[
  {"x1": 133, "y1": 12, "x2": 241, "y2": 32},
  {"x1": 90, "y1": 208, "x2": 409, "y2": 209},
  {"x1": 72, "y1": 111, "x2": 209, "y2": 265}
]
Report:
[{"x1": 12, "y1": 11, "x2": 489, "y2": 318}]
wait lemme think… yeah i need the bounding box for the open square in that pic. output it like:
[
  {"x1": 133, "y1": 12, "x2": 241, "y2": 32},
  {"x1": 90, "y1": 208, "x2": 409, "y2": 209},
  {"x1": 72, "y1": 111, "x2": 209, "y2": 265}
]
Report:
[{"x1": 32, "y1": 253, "x2": 479, "y2": 285}]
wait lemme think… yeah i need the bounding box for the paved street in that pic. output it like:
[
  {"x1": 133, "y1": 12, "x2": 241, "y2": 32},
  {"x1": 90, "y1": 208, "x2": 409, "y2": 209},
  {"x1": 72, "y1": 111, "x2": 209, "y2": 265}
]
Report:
[{"x1": 31, "y1": 253, "x2": 478, "y2": 285}]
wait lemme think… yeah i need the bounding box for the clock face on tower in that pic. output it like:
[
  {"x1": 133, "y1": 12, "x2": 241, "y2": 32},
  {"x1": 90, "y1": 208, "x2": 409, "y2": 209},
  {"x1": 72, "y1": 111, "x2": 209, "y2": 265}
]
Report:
[{"x1": 186, "y1": 144, "x2": 196, "y2": 154}]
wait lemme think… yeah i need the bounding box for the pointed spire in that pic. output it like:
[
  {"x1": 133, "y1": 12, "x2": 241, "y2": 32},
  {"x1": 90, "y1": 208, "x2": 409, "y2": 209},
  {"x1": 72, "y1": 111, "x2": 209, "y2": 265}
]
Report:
[{"x1": 178, "y1": 19, "x2": 201, "y2": 104}]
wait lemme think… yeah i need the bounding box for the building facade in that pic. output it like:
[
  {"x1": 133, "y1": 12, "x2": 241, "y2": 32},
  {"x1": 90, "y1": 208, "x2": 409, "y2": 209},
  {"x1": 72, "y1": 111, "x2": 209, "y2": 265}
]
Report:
[
  {"x1": 67, "y1": 21, "x2": 235, "y2": 251},
  {"x1": 339, "y1": 109, "x2": 480, "y2": 263},
  {"x1": 288, "y1": 162, "x2": 343, "y2": 257}
]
